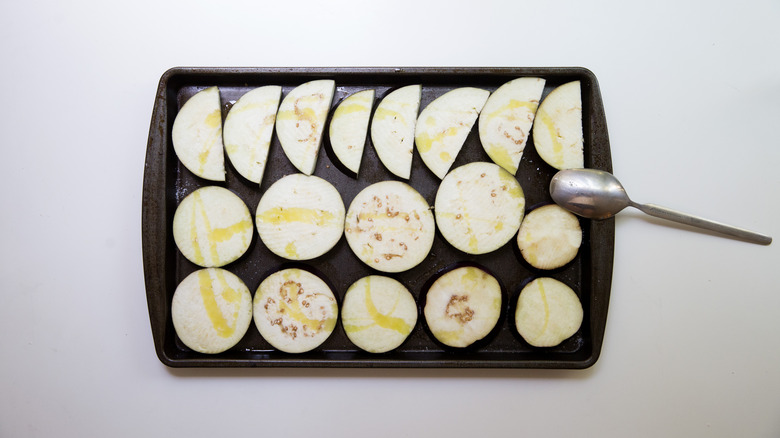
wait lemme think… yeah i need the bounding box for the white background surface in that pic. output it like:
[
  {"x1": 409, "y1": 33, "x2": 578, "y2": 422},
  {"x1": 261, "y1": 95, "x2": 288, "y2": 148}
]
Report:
[{"x1": 1, "y1": 0, "x2": 779, "y2": 436}]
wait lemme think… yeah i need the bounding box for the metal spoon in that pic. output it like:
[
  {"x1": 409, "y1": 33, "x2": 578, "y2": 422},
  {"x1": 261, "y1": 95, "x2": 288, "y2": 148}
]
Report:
[{"x1": 549, "y1": 168, "x2": 772, "y2": 245}]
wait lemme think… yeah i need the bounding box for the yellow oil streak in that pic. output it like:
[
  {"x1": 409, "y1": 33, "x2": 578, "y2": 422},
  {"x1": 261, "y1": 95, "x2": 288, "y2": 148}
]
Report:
[
  {"x1": 204, "y1": 109, "x2": 221, "y2": 128},
  {"x1": 258, "y1": 207, "x2": 336, "y2": 226},
  {"x1": 276, "y1": 94, "x2": 327, "y2": 152},
  {"x1": 363, "y1": 278, "x2": 410, "y2": 334},
  {"x1": 225, "y1": 110, "x2": 276, "y2": 173},
  {"x1": 285, "y1": 241, "x2": 299, "y2": 258},
  {"x1": 436, "y1": 330, "x2": 462, "y2": 345},
  {"x1": 275, "y1": 279, "x2": 336, "y2": 333},
  {"x1": 198, "y1": 108, "x2": 222, "y2": 173},
  {"x1": 196, "y1": 109, "x2": 223, "y2": 175},
  {"x1": 486, "y1": 145, "x2": 514, "y2": 174},
  {"x1": 198, "y1": 269, "x2": 240, "y2": 338},
  {"x1": 526, "y1": 244, "x2": 539, "y2": 266},
  {"x1": 276, "y1": 107, "x2": 317, "y2": 128},
  {"x1": 416, "y1": 126, "x2": 459, "y2": 154},
  {"x1": 225, "y1": 143, "x2": 239, "y2": 155},
  {"x1": 453, "y1": 178, "x2": 479, "y2": 253},
  {"x1": 482, "y1": 100, "x2": 538, "y2": 174},
  {"x1": 373, "y1": 106, "x2": 405, "y2": 123},
  {"x1": 188, "y1": 191, "x2": 251, "y2": 266},
  {"x1": 485, "y1": 99, "x2": 537, "y2": 120},
  {"x1": 210, "y1": 220, "x2": 252, "y2": 243},
  {"x1": 189, "y1": 198, "x2": 205, "y2": 265},
  {"x1": 228, "y1": 101, "x2": 267, "y2": 116},
  {"x1": 537, "y1": 279, "x2": 550, "y2": 340},
  {"x1": 461, "y1": 266, "x2": 482, "y2": 284},
  {"x1": 349, "y1": 211, "x2": 425, "y2": 237},
  {"x1": 468, "y1": 235, "x2": 479, "y2": 252},
  {"x1": 537, "y1": 110, "x2": 564, "y2": 168},
  {"x1": 335, "y1": 102, "x2": 369, "y2": 117},
  {"x1": 436, "y1": 211, "x2": 500, "y2": 226},
  {"x1": 498, "y1": 169, "x2": 524, "y2": 199}
]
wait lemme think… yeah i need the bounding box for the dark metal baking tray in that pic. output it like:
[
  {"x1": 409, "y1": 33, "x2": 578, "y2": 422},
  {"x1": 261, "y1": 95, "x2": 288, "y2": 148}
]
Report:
[{"x1": 142, "y1": 67, "x2": 614, "y2": 368}]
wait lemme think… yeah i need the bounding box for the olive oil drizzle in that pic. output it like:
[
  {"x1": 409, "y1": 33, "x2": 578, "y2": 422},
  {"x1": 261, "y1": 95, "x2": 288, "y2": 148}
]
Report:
[
  {"x1": 188, "y1": 191, "x2": 251, "y2": 266},
  {"x1": 198, "y1": 269, "x2": 241, "y2": 338}
]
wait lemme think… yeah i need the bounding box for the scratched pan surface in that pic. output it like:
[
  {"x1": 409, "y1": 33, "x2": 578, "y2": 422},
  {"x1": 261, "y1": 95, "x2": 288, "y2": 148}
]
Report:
[{"x1": 142, "y1": 67, "x2": 614, "y2": 368}]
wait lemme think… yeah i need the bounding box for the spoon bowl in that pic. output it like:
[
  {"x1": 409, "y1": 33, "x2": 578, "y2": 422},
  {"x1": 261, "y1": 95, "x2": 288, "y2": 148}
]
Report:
[
  {"x1": 549, "y1": 168, "x2": 772, "y2": 245},
  {"x1": 550, "y1": 169, "x2": 631, "y2": 220}
]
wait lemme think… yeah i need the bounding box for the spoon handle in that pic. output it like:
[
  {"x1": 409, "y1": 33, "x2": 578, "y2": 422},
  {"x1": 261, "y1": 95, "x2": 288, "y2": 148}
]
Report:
[{"x1": 631, "y1": 202, "x2": 772, "y2": 245}]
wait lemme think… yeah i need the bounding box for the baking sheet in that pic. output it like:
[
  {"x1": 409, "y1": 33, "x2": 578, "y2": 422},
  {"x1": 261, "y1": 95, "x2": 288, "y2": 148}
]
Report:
[{"x1": 142, "y1": 67, "x2": 614, "y2": 368}]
